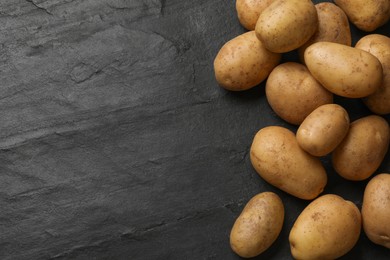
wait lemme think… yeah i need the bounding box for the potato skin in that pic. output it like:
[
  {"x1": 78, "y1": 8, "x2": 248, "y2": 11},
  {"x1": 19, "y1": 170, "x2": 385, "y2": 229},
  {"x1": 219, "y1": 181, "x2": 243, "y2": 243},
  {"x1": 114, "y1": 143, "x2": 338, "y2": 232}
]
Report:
[
  {"x1": 334, "y1": 0, "x2": 390, "y2": 32},
  {"x1": 214, "y1": 31, "x2": 281, "y2": 91},
  {"x1": 305, "y1": 42, "x2": 383, "y2": 98},
  {"x1": 230, "y1": 192, "x2": 284, "y2": 258},
  {"x1": 289, "y1": 194, "x2": 361, "y2": 260},
  {"x1": 265, "y1": 62, "x2": 333, "y2": 125},
  {"x1": 236, "y1": 0, "x2": 273, "y2": 30},
  {"x1": 332, "y1": 115, "x2": 390, "y2": 181},
  {"x1": 299, "y1": 2, "x2": 351, "y2": 62},
  {"x1": 255, "y1": 0, "x2": 318, "y2": 53},
  {"x1": 250, "y1": 126, "x2": 327, "y2": 200},
  {"x1": 362, "y1": 173, "x2": 390, "y2": 248},
  {"x1": 297, "y1": 104, "x2": 350, "y2": 157},
  {"x1": 356, "y1": 34, "x2": 390, "y2": 115}
]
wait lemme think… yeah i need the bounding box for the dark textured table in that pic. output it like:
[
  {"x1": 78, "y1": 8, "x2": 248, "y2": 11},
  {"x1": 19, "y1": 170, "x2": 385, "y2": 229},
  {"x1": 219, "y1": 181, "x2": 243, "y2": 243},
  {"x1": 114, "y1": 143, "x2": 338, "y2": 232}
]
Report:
[{"x1": 0, "y1": 0, "x2": 389, "y2": 259}]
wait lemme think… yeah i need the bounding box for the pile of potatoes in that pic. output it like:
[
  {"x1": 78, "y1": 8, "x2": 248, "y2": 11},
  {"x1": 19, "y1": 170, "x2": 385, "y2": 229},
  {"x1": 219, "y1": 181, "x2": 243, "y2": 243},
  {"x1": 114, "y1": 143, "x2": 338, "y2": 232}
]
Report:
[{"x1": 213, "y1": 0, "x2": 390, "y2": 259}]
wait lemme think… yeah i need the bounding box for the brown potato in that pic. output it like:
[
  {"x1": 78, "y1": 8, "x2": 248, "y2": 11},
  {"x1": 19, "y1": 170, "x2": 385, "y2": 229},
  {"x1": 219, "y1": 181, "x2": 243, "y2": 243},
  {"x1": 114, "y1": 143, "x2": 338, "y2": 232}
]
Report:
[
  {"x1": 332, "y1": 115, "x2": 390, "y2": 181},
  {"x1": 289, "y1": 194, "x2": 361, "y2": 260},
  {"x1": 230, "y1": 192, "x2": 284, "y2": 258},
  {"x1": 236, "y1": 0, "x2": 273, "y2": 30},
  {"x1": 265, "y1": 62, "x2": 333, "y2": 125},
  {"x1": 362, "y1": 173, "x2": 390, "y2": 248},
  {"x1": 334, "y1": 0, "x2": 390, "y2": 32},
  {"x1": 214, "y1": 31, "x2": 281, "y2": 91},
  {"x1": 250, "y1": 126, "x2": 327, "y2": 200},
  {"x1": 356, "y1": 34, "x2": 390, "y2": 115}
]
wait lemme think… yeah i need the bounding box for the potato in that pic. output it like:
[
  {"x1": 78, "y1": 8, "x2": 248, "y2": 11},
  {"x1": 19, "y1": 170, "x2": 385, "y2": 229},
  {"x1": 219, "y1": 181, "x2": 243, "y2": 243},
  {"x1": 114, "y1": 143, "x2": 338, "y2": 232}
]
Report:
[
  {"x1": 362, "y1": 173, "x2": 390, "y2": 248},
  {"x1": 332, "y1": 115, "x2": 390, "y2": 181},
  {"x1": 289, "y1": 194, "x2": 361, "y2": 260},
  {"x1": 236, "y1": 0, "x2": 273, "y2": 31},
  {"x1": 255, "y1": 0, "x2": 318, "y2": 53},
  {"x1": 265, "y1": 62, "x2": 333, "y2": 125},
  {"x1": 334, "y1": 0, "x2": 390, "y2": 32},
  {"x1": 298, "y1": 2, "x2": 351, "y2": 62},
  {"x1": 214, "y1": 31, "x2": 281, "y2": 91},
  {"x1": 297, "y1": 104, "x2": 350, "y2": 157},
  {"x1": 250, "y1": 126, "x2": 327, "y2": 200},
  {"x1": 230, "y1": 192, "x2": 284, "y2": 258},
  {"x1": 305, "y1": 42, "x2": 383, "y2": 98},
  {"x1": 356, "y1": 34, "x2": 390, "y2": 115}
]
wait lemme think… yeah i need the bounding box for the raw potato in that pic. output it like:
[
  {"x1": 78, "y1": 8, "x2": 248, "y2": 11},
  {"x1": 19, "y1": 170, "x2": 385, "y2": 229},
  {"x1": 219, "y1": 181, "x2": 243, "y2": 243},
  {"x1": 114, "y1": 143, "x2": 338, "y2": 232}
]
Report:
[
  {"x1": 236, "y1": 0, "x2": 273, "y2": 30},
  {"x1": 298, "y1": 2, "x2": 351, "y2": 62},
  {"x1": 297, "y1": 104, "x2": 350, "y2": 157},
  {"x1": 356, "y1": 34, "x2": 390, "y2": 115},
  {"x1": 230, "y1": 192, "x2": 284, "y2": 258},
  {"x1": 362, "y1": 173, "x2": 390, "y2": 248},
  {"x1": 214, "y1": 31, "x2": 281, "y2": 91},
  {"x1": 334, "y1": 0, "x2": 390, "y2": 32},
  {"x1": 255, "y1": 0, "x2": 318, "y2": 53},
  {"x1": 265, "y1": 62, "x2": 333, "y2": 125},
  {"x1": 332, "y1": 115, "x2": 390, "y2": 181},
  {"x1": 289, "y1": 194, "x2": 361, "y2": 260},
  {"x1": 305, "y1": 42, "x2": 383, "y2": 98},
  {"x1": 250, "y1": 126, "x2": 327, "y2": 200}
]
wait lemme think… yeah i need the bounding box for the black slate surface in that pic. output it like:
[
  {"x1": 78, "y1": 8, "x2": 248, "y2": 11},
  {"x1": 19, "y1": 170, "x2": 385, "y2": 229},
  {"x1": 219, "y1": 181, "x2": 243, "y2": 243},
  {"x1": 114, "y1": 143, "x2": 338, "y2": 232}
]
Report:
[{"x1": 0, "y1": 0, "x2": 389, "y2": 259}]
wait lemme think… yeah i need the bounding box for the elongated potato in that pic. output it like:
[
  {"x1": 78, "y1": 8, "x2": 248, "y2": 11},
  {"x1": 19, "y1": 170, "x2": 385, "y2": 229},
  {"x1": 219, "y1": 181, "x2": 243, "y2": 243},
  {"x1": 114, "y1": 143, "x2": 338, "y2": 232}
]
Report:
[
  {"x1": 230, "y1": 192, "x2": 284, "y2": 258},
  {"x1": 214, "y1": 31, "x2": 281, "y2": 91},
  {"x1": 236, "y1": 0, "x2": 273, "y2": 30},
  {"x1": 250, "y1": 126, "x2": 327, "y2": 200},
  {"x1": 305, "y1": 42, "x2": 383, "y2": 98}
]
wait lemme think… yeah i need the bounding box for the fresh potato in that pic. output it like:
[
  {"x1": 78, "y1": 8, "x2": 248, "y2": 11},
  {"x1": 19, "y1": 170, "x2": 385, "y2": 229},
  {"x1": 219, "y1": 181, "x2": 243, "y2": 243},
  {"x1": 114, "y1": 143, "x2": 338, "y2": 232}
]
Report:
[
  {"x1": 298, "y1": 2, "x2": 351, "y2": 62},
  {"x1": 214, "y1": 31, "x2": 281, "y2": 91},
  {"x1": 334, "y1": 0, "x2": 390, "y2": 32},
  {"x1": 297, "y1": 104, "x2": 350, "y2": 157},
  {"x1": 332, "y1": 115, "x2": 390, "y2": 181},
  {"x1": 289, "y1": 194, "x2": 361, "y2": 260},
  {"x1": 230, "y1": 192, "x2": 284, "y2": 258},
  {"x1": 255, "y1": 0, "x2": 318, "y2": 53},
  {"x1": 236, "y1": 0, "x2": 273, "y2": 30},
  {"x1": 362, "y1": 173, "x2": 390, "y2": 248},
  {"x1": 305, "y1": 42, "x2": 383, "y2": 98},
  {"x1": 265, "y1": 62, "x2": 333, "y2": 125},
  {"x1": 250, "y1": 126, "x2": 327, "y2": 200},
  {"x1": 356, "y1": 34, "x2": 390, "y2": 115}
]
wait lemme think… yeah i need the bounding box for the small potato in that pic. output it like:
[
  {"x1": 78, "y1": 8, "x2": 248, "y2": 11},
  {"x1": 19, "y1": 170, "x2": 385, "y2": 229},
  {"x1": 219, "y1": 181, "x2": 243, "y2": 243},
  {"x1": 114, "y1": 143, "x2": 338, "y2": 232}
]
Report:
[
  {"x1": 289, "y1": 194, "x2": 361, "y2": 260},
  {"x1": 266, "y1": 62, "x2": 333, "y2": 125},
  {"x1": 250, "y1": 126, "x2": 327, "y2": 200},
  {"x1": 230, "y1": 192, "x2": 284, "y2": 258},
  {"x1": 334, "y1": 0, "x2": 390, "y2": 32},
  {"x1": 255, "y1": 0, "x2": 318, "y2": 53},
  {"x1": 214, "y1": 31, "x2": 281, "y2": 91},
  {"x1": 298, "y1": 2, "x2": 351, "y2": 62},
  {"x1": 305, "y1": 42, "x2": 383, "y2": 98},
  {"x1": 362, "y1": 173, "x2": 390, "y2": 248},
  {"x1": 332, "y1": 115, "x2": 390, "y2": 181},
  {"x1": 297, "y1": 104, "x2": 350, "y2": 157},
  {"x1": 356, "y1": 34, "x2": 390, "y2": 115},
  {"x1": 236, "y1": 0, "x2": 273, "y2": 31}
]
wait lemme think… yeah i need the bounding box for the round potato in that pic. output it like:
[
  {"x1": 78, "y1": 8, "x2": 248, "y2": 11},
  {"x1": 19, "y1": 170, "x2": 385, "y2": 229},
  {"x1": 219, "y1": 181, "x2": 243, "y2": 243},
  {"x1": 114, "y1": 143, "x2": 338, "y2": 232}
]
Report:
[
  {"x1": 255, "y1": 0, "x2": 318, "y2": 53},
  {"x1": 265, "y1": 62, "x2": 333, "y2": 125},
  {"x1": 230, "y1": 192, "x2": 284, "y2": 258},
  {"x1": 362, "y1": 173, "x2": 390, "y2": 248},
  {"x1": 298, "y1": 2, "x2": 351, "y2": 62},
  {"x1": 334, "y1": 0, "x2": 390, "y2": 32},
  {"x1": 356, "y1": 34, "x2": 390, "y2": 115},
  {"x1": 332, "y1": 115, "x2": 390, "y2": 181},
  {"x1": 250, "y1": 126, "x2": 327, "y2": 200},
  {"x1": 289, "y1": 194, "x2": 361, "y2": 260},
  {"x1": 236, "y1": 0, "x2": 273, "y2": 30},
  {"x1": 297, "y1": 104, "x2": 350, "y2": 157},
  {"x1": 214, "y1": 31, "x2": 281, "y2": 91},
  {"x1": 305, "y1": 42, "x2": 383, "y2": 98}
]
